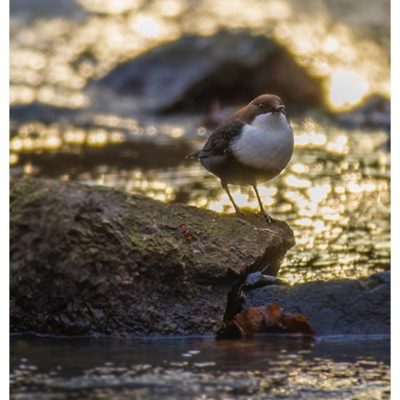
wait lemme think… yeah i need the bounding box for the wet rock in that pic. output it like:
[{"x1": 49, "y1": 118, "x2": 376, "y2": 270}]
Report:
[
  {"x1": 243, "y1": 271, "x2": 390, "y2": 335},
  {"x1": 96, "y1": 30, "x2": 323, "y2": 113},
  {"x1": 244, "y1": 272, "x2": 288, "y2": 288},
  {"x1": 10, "y1": 178, "x2": 295, "y2": 337},
  {"x1": 336, "y1": 95, "x2": 390, "y2": 131}
]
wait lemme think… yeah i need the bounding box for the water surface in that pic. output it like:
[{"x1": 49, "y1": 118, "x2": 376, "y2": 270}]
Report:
[
  {"x1": 11, "y1": 335, "x2": 390, "y2": 399},
  {"x1": 11, "y1": 117, "x2": 390, "y2": 284}
]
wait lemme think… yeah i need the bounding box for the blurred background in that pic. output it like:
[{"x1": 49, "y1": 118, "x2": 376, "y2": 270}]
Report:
[{"x1": 10, "y1": 0, "x2": 390, "y2": 284}]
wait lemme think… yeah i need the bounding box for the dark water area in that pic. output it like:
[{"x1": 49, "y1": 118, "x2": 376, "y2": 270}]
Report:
[{"x1": 11, "y1": 335, "x2": 390, "y2": 399}]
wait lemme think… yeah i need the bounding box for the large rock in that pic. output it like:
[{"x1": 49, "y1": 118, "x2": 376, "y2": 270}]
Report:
[
  {"x1": 243, "y1": 271, "x2": 390, "y2": 335},
  {"x1": 335, "y1": 95, "x2": 390, "y2": 131},
  {"x1": 10, "y1": 178, "x2": 295, "y2": 337},
  {"x1": 96, "y1": 30, "x2": 323, "y2": 113}
]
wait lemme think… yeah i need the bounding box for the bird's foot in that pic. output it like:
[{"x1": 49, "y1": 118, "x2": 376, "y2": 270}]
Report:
[{"x1": 258, "y1": 212, "x2": 273, "y2": 224}]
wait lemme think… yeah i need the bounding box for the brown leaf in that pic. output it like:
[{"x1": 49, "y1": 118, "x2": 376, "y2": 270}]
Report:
[
  {"x1": 280, "y1": 314, "x2": 316, "y2": 335},
  {"x1": 232, "y1": 307, "x2": 266, "y2": 338},
  {"x1": 266, "y1": 303, "x2": 283, "y2": 321},
  {"x1": 217, "y1": 303, "x2": 315, "y2": 339}
]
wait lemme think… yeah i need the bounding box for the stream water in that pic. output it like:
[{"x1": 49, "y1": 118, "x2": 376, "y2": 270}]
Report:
[
  {"x1": 11, "y1": 335, "x2": 390, "y2": 399},
  {"x1": 9, "y1": 116, "x2": 391, "y2": 400},
  {"x1": 11, "y1": 117, "x2": 390, "y2": 284}
]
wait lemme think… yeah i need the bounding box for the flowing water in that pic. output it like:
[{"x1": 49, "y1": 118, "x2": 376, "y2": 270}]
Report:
[
  {"x1": 10, "y1": 0, "x2": 390, "y2": 398},
  {"x1": 11, "y1": 117, "x2": 390, "y2": 284},
  {"x1": 11, "y1": 335, "x2": 390, "y2": 399},
  {"x1": 10, "y1": 0, "x2": 390, "y2": 284},
  {"x1": 9, "y1": 111, "x2": 391, "y2": 400}
]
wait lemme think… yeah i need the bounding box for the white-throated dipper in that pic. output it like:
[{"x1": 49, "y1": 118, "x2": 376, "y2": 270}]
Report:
[{"x1": 188, "y1": 94, "x2": 294, "y2": 222}]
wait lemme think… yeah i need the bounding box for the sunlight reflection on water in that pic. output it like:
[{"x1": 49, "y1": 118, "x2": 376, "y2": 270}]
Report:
[
  {"x1": 10, "y1": 0, "x2": 389, "y2": 110},
  {"x1": 10, "y1": 117, "x2": 390, "y2": 285},
  {"x1": 10, "y1": 0, "x2": 390, "y2": 284}
]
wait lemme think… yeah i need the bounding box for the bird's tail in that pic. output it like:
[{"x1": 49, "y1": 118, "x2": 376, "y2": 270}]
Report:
[{"x1": 185, "y1": 151, "x2": 200, "y2": 160}]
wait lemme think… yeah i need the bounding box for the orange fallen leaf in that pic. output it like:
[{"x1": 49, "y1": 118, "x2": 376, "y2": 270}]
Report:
[{"x1": 217, "y1": 303, "x2": 315, "y2": 339}]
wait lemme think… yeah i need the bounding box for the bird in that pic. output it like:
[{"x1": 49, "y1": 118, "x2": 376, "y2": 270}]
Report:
[{"x1": 188, "y1": 94, "x2": 294, "y2": 222}]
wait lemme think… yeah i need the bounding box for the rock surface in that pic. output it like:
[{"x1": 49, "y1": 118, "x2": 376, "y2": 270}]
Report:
[
  {"x1": 96, "y1": 31, "x2": 323, "y2": 113},
  {"x1": 10, "y1": 178, "x2": 295, "y2": 337},
  {"x1": 335, "y1": 95, "x2": 390, "y2": 131},
  {"x1": 244, "y1": 271, "x2": 390, "y2": 335}
]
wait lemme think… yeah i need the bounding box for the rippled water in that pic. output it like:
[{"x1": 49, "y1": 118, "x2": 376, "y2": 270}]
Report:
[
  {"x1": 10, "y1": 0, "x2": 389, "y2": 110},
  {"x1": 10, "y1": 335, "x2": 390, "y2": 399},
  {"x1": 11, "y1": 116, "x2": 390, "y2": 284},
  {"x1": 10, "y1": 0, "x2": 390, "y2": 284}
]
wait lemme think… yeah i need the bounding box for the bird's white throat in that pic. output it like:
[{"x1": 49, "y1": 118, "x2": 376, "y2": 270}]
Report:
[{"x1": 231, "y1": 112, "x2": 294, "y2": 171}]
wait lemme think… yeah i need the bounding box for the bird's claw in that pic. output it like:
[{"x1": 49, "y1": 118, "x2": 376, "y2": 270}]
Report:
[
  {"x1": 258, "y1": 212, "x2": 272, "y2": 224},
  {"x1": 235, "y1": 210, "x2": 245, "y2": 218}
]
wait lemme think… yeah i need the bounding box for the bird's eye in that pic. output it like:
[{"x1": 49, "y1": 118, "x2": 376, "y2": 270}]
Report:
[{"x1": 258, "y1": 104, "x2": 264, "y2": 109}]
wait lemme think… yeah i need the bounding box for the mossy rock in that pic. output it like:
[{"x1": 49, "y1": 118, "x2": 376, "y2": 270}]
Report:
[{"x1": 10, "y1": 178, "x2": 294, "y2": 336}]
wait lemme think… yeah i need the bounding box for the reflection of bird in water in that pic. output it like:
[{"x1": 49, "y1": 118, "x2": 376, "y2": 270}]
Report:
[{"x1": 188, "y1": 94, "x2": 294, "y2": 222}]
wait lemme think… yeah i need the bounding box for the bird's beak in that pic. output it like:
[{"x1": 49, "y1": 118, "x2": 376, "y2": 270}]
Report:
[{"x1": 272, "y1": 105, "x2": 285, "y2": 113}]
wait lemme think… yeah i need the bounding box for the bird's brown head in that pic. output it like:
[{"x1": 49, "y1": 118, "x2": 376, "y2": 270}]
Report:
[
  {"x1": 232, "y1": 94, "x2": 286, "y2": 124},
  {"x1": 249, "y1": 94, "x2": 285, "y2": 114}
]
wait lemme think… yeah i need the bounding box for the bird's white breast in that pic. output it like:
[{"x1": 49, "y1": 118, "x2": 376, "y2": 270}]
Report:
[{"x1": 231, "y1": 112, "x2": 294, "y2": 172}]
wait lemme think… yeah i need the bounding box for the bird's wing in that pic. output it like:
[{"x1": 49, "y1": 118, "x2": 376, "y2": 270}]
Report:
[{"x1": 189, "y1": 120, "x2": 245, "y2": 159}]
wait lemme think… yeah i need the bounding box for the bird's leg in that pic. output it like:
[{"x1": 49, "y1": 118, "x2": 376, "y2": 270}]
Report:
[
  {"x1": 252, "y1": 184, "x2": 272, "y2": 223},
  {"x1": 221, "y1": 181, "x2": 242, "y2": 215}
]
